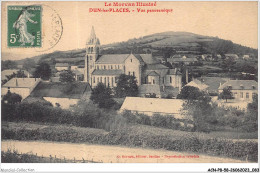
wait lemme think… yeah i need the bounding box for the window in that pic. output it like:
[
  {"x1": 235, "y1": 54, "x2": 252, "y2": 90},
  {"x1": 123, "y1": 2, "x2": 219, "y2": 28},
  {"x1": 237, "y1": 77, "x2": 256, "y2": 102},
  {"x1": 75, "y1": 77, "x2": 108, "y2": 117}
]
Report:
[
  {"x1": 111, "y1": 65, "x2": 113, "y2": 69},
  {"x1": 97, "y1": 65, "x2": 99, "y2": 70},
  {"x1": 90, "y1": 47, "x2": 93, "y2": 53},
  {"x1": 97, "y1": 77, "x2": 99, "y2": 83},
  {"x1": 93, "y1": 77, "x2": 95, "y2": 83},
  {"x1": 115, "y1": 77, "x2": 118, "y2": 83},
  {"x1": 246, "y1": 93, "x2": 249, "y2": 99},
  {"x1": 133, "y1": 72, "x2": 135, "y2": 77},
  {"x1": 104, "y1": 65, "x2": 106, "y2": 70},
  {"x1": 89, "y1": 56, "x2": 92, "y2": 60},
  {"x1": 131, "y1": 59, "x2": 132, "y2": 62},
  {"x1": 240, "y1": 92, "x2": 243, "y2": 98},
  {"x1": 153, "y1": 79, "x2": 155, "y2": 84},
  {"x1": 112, "y1": 77, "x2": 114, "y2": 86},
  {"x1": 118, "y1": 65, "x2": 120, "y2": 69},
  {"x1": 104, "y1": 77, "x2": 106, "y2": 86},
  {"x1": 170, "y1": 76, "x2": 172, "y2": 83},
  {"x1": 100, "y1": 77, "x2": 102, "y2": 83},
  {"x1": 128, "y1": 72, "x2": 130, "y2": 75},
  {"x1": 108, "y1": 77, "x2": 110, "y2": 84},
  {"x1": 115, "y1": 65, "x2": 117, "y2": 69}
]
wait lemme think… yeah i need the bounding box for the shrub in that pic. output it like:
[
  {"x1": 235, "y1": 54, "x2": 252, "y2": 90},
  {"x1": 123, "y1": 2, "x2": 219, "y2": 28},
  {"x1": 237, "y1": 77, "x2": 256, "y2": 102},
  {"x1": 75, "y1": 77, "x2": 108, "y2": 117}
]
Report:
[
  {"x1": 2, "y1": 125, "x2": 258, "y2": 162},
  {"x1": 2, "y1": 92, "x2": 22, "y2": 105},
  {"x1": 90, "y1": 83, "x2": 115, "y2": 109},
  {"x1": 151, "y1": 114, "x2": 167, "y2": 127}
]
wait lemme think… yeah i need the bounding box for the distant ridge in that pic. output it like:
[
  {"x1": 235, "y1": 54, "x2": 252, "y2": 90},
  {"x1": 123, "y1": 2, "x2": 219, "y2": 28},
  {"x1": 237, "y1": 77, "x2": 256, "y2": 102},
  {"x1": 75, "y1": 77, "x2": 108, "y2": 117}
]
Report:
[{"x1": 4, "y1": 31, "x2": 257, "y2": 65}]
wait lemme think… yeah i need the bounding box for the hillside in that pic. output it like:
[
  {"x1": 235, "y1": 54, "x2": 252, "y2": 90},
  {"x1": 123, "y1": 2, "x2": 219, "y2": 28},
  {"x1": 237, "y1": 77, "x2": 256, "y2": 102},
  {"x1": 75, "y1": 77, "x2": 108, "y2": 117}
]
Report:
[
  {"x1": 8, "y1": 31, "x2": 258, "y2": 65},
  {"x1": 102, "y1": 31, "x2": 257, "y2": 57}
]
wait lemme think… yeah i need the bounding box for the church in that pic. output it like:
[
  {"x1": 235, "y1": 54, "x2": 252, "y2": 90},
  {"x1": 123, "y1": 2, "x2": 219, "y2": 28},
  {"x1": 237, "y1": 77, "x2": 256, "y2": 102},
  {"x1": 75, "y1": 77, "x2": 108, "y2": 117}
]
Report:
[{"x1": 84, "y1": 26, "x2": 182, "y2": 94}]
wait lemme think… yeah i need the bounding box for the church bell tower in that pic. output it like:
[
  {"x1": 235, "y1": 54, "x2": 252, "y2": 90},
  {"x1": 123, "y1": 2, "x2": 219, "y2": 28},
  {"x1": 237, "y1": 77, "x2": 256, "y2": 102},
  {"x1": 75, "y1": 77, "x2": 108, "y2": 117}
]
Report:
[{"x1": 84, "y1": 26, "x2": 100, "y2": 84}]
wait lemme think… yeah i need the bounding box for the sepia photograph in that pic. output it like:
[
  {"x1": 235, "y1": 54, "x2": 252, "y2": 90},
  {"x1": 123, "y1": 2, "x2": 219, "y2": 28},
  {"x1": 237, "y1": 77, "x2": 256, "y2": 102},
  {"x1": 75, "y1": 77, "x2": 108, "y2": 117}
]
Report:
[{"x1": 0, "y1": 1, "x2": 259, "y2": 172}]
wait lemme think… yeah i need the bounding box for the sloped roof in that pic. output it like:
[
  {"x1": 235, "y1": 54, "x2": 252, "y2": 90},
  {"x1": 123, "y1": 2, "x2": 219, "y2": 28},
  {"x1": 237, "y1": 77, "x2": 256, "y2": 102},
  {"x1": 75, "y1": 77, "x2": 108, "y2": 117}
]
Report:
[
  {"x1": 197, "y1": 77, "x2": 229, "y2": 93},
  {"x1": 139, "y1": 54, "x2": 159, "y2": 64},
  {"x1": 30, "y1": 82, "x2": 91, "y2": 99},
  {"x1": 168, "y1": 69, "x2": 181, "y2": 75},
  {"x1": 170, "y1": 55, "x2": 182, "y2": 58},
  {"x1": 167, "y1": 58, "x2": 198, "y2": 63},
  {"x1": 185, "y1": 79, "x2": 209, "y2": 91},
  {"x1": 139, "y1": 84, "x2": 161, "y2": 96},
  {"x1": 87, "y1": 26, "x2": 100, "y2": 45},
  {"x1": 146, "y1": 64, "x2": 168, "y2": 70},
  {"x1": 55, "y1": 63, "x2": 69, "y2": 67},
  {"x1": 144, "y1": 69, "x2": 169, "y2": 79},
  {"x1": 72, "y1": 69, "x2": 84, "y2": 75},
  {"x1": 92, "y1": 69, "x2": 123, "y2": 76},
  {"x1": 218, "y1": 80, "x2": 258, "y2": 90},
  {"x1": 120, "y1": 97, "x2": 184, "y2": 115},
  {"x1": 2, "y1": 78, "x2": 40, "y2": 88},
  {"x1": 147, "y1": 71, "x2": 160, "y2": 76},
  {"x1": 133, "y1": 54, "x2": 145, "y2": 63},
  {"x1": 96, "y1": 54, "x2": 130, "y2": 64},
  {"x1": 96, "y1": 54, "x2": 157, "y2": 65}
]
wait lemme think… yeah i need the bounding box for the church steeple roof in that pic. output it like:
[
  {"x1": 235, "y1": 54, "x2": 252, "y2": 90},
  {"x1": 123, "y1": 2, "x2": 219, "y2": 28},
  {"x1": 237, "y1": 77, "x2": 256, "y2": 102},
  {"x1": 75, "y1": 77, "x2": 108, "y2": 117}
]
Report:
[
  {"x1": 87, "y1": 26, "x2": 100, "y2": 45},
  {"x1": 90, "y1": 26, "x2": 96, "y2": 38}
]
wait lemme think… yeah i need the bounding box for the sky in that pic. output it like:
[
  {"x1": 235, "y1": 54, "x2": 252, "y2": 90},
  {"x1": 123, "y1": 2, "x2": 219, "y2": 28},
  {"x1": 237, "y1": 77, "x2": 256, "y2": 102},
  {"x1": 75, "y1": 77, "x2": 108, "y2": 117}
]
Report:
[{"x1": 1, "y1": 1, "x2": 258, "y2": 60}]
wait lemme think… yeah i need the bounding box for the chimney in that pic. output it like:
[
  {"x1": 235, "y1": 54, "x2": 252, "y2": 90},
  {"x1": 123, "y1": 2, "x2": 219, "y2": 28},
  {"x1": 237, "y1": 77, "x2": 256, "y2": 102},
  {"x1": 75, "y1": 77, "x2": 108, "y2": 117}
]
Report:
[{"x1": 186, "y1": 68, "x2": 188, "y2": 84}]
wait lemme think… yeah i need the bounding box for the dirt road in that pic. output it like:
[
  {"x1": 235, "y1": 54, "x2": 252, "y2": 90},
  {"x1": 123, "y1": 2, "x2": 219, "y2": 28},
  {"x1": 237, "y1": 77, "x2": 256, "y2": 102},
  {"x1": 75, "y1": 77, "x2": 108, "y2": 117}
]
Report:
[{"x1": 2, "y1": 140, "x2": 246, "y2": 163}]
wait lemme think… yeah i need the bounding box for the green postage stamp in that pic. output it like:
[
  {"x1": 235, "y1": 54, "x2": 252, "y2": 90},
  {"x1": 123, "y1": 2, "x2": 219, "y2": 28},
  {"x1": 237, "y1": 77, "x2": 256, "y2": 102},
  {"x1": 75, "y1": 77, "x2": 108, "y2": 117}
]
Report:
[{"x1": 7, "y1": 6, "x2": 41, "y2": 47}]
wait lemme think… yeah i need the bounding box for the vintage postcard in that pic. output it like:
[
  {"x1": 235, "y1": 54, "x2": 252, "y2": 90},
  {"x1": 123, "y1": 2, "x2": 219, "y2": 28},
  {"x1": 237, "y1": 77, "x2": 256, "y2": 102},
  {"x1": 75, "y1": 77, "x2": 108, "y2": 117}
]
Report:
[{"x1": 1, "y1": 1, "x2": 259, "y2": 172}]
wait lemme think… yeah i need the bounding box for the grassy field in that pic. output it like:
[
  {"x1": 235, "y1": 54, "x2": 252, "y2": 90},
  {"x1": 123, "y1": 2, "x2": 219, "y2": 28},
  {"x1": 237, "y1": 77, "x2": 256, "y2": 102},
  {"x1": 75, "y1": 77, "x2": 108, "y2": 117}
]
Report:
[
  {"x1": 2, "y1": 121, "x2": 257, "y2": 141},
  {"x1": 2, "y1": 121, "x2": 258, "y2": 162}
]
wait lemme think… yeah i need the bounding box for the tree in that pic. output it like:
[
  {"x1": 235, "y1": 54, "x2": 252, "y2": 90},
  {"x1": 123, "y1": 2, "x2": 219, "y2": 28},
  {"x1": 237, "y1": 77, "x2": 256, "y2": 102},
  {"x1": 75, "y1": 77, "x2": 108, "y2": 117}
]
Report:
[
  {"x1": 33, "y1": 62, "x2": 52, "y2": 80},
  {"x1": 1, "y1": 60, "x2": 17, "y2": 71},
  {"x1": 59, "y1": 70, "x2": 75, "y2": 83},
  {"x1": 23, "y1": 59, "x2": 36, "y2": 72},
  {"x1": 2, "y1": 92, "x2": 22, "y2": 105},
  {"x1": 163, "y1": 47, "x2": 175, "y2": 60},
  {"x1": 242, "y1": 94, "x2": 258, "y2": 132},
  {"x1": 177, "y1": 86, "x2": 203, "y2": 100},
  {"x1": 179, "y1": 86, "x2": 215, "y2": 132},
  {"x1": 115, "y1": 74, "x2": 138, "y2": 98},
  {"x1": 182, "y1": 91, "x2": 214, "y2": 132},
  {"x1": 1, "y1": 70, "x2": 27, "y2": 86},
  {"x1": 16, "y1": 70, "x2": 27, "y2": 78},
  {"x1": 90, "y1": 83, "x2": 115, "y2": 109},
  {"x1": 219, "y1": 87, "x2": 233, "y2": 102}
]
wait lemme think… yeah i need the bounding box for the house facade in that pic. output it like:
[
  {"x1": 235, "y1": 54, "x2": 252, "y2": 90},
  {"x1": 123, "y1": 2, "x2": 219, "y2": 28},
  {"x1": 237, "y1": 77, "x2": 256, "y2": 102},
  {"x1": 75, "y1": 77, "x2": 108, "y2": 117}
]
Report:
[
  {"x1": 1, "y1": 78, "x2": 41, "y2": 99},
  {"x1": 30, "y1": 82, "x2": 91, "y2": 109},
  {"x1": 218, "y1": 80, "x2": 258, "y2": 101},
  {"x1": 55, "y1": 63, "x2": 69, "y2": 71},
  {"x1": 84, "y1": 26, "x2": 182, "y2": 91},
  {"x1": 167, "y1": 55, "x2": 198, "y2": 65}
]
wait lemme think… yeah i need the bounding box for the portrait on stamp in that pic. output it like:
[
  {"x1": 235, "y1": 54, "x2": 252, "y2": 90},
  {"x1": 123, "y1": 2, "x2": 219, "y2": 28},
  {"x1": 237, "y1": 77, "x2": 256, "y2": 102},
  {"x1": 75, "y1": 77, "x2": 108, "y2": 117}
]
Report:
[{"x1": 7, "y1": 6, "x2": 41, "y2": 47}]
